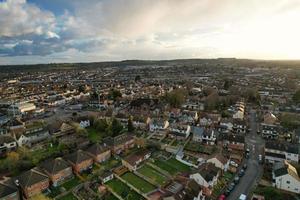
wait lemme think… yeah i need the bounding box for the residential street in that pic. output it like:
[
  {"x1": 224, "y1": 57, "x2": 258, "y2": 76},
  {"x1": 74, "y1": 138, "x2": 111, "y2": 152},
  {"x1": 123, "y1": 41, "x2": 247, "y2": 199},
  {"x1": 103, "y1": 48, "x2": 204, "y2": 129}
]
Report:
[{"x1": 227, "y1": 109, "x2": 265, "y2": 200}]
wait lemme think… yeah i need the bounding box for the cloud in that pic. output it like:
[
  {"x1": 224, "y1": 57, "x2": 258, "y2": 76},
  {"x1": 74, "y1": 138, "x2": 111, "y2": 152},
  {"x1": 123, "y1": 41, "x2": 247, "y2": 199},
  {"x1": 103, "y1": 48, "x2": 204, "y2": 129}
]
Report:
[{"x1": 0, "y1": 0, "x2": 300, "y2": 64}]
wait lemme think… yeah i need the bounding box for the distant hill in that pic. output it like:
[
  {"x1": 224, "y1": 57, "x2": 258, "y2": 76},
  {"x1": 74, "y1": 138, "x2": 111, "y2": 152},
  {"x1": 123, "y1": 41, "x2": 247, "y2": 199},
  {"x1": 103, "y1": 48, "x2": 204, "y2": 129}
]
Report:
[{"x1": 0, "y1": 58, "x2": 300, "y2": 72}]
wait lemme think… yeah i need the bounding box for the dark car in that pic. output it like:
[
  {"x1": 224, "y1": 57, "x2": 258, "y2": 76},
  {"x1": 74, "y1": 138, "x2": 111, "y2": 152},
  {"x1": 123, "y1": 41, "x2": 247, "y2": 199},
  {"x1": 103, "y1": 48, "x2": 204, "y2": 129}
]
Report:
[
  {"x1": 243, "y1": 164, "x2": 247, "y2": 169},
  {"x1": 228, "y1": 183, "x2": 235, "y2": 192},
  {"x1": 234, "y1": 176, "x2": 240, "y2": 184},
  {"x1": 238, "y1": 169, "x2": 245, "y2": 177}
]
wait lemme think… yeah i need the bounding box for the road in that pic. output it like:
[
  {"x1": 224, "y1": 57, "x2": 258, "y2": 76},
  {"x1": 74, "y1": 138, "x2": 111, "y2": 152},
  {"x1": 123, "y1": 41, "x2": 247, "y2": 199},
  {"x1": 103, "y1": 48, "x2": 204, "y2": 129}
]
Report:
[{"x1": 227, "y1": 109, "x2": 264, "y2": 200}]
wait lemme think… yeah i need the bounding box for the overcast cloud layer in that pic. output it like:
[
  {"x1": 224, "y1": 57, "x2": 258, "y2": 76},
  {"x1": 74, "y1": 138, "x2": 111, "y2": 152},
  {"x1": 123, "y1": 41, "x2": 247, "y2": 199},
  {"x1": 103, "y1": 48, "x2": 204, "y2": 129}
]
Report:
[{"x1": 0, "y1": 0, "x2": 300, "y2": 64}]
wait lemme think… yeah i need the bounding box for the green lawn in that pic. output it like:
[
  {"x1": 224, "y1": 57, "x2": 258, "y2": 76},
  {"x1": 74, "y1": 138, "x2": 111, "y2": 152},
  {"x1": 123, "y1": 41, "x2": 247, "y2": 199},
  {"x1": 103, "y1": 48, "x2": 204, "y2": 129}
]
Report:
[
  {"x1": 104, "y1": 193, "x2": 119, "y2": 200},
  {"x1": 137, "y1": 165, "x2": 168, "y2": 185},
  {"x1": 61, "y1": 177, "x2": 81, "y2": 191},
  {"x1": 166, "y1": 158, "x2": 191, "y2": 172},
  {"x1": 153, "y1": 158, "x2": 191, "y2": 175},
  {"x1": 57, "y1": 192, "x2": 78, "y2": 200},
  {"x1": 87, "y1": 127, "x2": 102, "y2": 142},
  {"x1": 106, "y1": 179, "x2": 145, "y2": 200},
  {"x1": 47, "y1": 186, "x2": 62, "y2": 198},
  {"x1": 121, "y1": 172, "x2": 156, "y2": 193}
]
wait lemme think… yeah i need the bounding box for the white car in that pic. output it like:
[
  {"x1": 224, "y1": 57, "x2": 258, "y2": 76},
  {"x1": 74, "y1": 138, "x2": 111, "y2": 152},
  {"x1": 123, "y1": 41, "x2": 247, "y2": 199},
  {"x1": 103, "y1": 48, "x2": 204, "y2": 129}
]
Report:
[
  {"x1": 230, "y1": 160, "x2": 238, "y2": 167},
  {"x1": 239, "y1": 194, "x2": 247, "y2": 200}
]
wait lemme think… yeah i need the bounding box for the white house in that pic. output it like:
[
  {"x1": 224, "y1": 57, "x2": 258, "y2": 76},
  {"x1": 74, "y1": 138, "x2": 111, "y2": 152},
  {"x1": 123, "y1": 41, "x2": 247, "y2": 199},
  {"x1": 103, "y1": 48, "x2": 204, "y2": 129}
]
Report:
[
  {"x1": 0, "y1": 135, "x2": 17, "y2": 156},
  {"x1": 79, "y1": 120, "x2": 90, "y2": 128},
  {"x1": 272, "y1": 161, "x2": 300, "y2": 194},
  {"x1": 207, "y1": 154, "x2": 230, "y2": 172},
  {"x1": 16, "y1": 129, "x2": 50, "y2": 147},
  {"x1": 265, "y1": 141, "x2": 299, "y2": 163},
  {"x1": 190, "y1": 163, "x2": 220, "y2": 188}
]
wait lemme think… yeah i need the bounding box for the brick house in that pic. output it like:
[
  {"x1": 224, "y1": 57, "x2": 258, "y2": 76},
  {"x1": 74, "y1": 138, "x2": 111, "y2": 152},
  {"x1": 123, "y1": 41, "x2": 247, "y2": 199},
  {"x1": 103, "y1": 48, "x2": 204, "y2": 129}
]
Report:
[
  {"x1": 86, "y1": 143, "x2": 111, "y2": 163},
  {"x1": 40, "y1": 157, "x2": 73, "y2": 187},
  {"x1": 65, "y1": 150, "x2": 93, "y2": 173},
  {"x1": 13, "y1": 168, "x2": 49, "y2": 199},
  {"x1": 103, "y1": 134, "x2": 135, "y2": 154},
  {"x1": 0, "y1": 182, "x2": 19, "y2": 200},
  {"x1": 122, "y1": 150, "x2": 151, "y2": 171}
]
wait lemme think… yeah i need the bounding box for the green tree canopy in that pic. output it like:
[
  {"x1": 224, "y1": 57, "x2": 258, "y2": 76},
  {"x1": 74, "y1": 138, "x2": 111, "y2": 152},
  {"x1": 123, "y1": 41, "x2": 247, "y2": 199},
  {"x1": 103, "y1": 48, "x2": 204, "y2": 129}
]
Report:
[{"x1": 292, "y1": 89, "x2": 300, "y2": 104}]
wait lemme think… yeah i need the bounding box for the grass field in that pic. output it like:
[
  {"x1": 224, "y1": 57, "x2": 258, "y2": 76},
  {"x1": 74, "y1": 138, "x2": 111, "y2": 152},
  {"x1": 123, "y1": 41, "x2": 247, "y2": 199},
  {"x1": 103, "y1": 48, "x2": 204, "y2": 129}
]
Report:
[
  {"x1": 106, "y1": 179, "x2": 145, "y2": 200},
  {"x1": 121, "y1": 172, "x2": 156, "y2": 193},
  {"x1": 87, "y1": 127, "x2": 102, "y2": 142},
  {"x1": 137, "y1": 165, "x2": 168, "y2": 185},
  {"x1": 153, "y1": 158, "x2": 191, "y2": 175}
]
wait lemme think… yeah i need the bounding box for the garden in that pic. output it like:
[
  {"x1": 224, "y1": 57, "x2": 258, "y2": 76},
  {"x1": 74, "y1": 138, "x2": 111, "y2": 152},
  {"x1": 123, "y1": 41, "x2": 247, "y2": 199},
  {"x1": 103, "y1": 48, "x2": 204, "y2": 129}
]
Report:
[
  {"x1": 121, "y1": 172, "x2": 156, "y2": 193},
  {"x1": 106, "y1": 179, "x2": 145, "y2": 200},
  {"x1": 137, "y1": 165, "x2": 168, "y2": 185}
]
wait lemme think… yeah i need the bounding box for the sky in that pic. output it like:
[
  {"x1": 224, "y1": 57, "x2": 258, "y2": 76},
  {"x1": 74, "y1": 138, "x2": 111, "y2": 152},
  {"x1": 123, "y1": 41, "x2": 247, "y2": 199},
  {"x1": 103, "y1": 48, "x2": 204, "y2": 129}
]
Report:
[{"x1": 0, "y1": 0, "x2": 300, "y2": 65}]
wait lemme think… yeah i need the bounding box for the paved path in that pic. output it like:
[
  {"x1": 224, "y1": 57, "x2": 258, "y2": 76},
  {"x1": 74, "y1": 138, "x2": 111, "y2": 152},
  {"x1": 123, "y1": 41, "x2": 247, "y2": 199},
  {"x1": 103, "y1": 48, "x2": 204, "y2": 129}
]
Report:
[{"x1": 227, "y1": 109, "x2": 264, "y2": 200}]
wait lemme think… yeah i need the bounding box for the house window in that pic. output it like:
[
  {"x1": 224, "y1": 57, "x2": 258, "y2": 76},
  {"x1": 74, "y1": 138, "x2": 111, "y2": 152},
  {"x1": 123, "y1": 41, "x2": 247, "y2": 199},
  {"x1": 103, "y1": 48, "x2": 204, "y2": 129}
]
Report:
[{"x1": 286, "y1": 181, "x2": 290, "y2": 184}]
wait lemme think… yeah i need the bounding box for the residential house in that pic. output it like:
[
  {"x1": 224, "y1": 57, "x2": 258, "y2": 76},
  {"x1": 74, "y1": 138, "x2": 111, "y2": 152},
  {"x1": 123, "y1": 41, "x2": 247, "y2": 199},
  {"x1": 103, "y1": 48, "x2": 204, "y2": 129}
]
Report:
[
  {"x1": 40, "y1": 157, "x2": 73, "y2": 187},
  {"x1": 223, "y1": 134, "x2": 245, "y2": 152},
  {"x1": 99, "y1": 171, "x2": 114, "y2": 184},
  {"x1": 191, "y1": 126, "x2": 204, "y2": 142},
  {"x1": 122, "y1": 150, "x2": 151, "y2": 171},
  {"x1": 0, "y1": 135, "x2": 17, "y2": 157},
  {"x1": 0, "y1": 182, "x2": 19, "y2": 200},
  {"x1": 103, "y1": 133, "x2": 135, "y2": 154},
  {"x1": 202, "y1": 129, "x2": 217, "y2": 145},
  {"x1": 8, "y1": 102, "x2": 36, "y2": 116},
  {"x1": 233, "y1": 119, "x2": 247, "y2": 134},
  {"x1": 86, "y1": 143, "x2": 111, "y2": 163},
  {"x1": 265, "y1": 141, "x2": 299, "y2": 163},
  {"x1": 272, "y1": 161, "x2": 300, "y2": 194},
  {"x1": 168, "y1": 125, "x2": 191, "y2": 140},
  {"x1": 263, "y1": 112, "x2": 278, "y2": 125},
  {"x1": 162, "y1": 181, "x2": 186, "y2": 200},
  {"x1": 65, "y1": 150, "x2": 93, "y2": 173},
  {"x1": 207, "y1": 154, "x2": 230, "y2": 172},
  {"x1": 16, "y1": 128, "x2": 50, "y2": 147},
  {"x1": 261, "y1": 123, "x2": 279, "y2": 139},
  {"x1": 148, "y1": 118, "x2": 169, "y2": 132},
  {"x1": 190, "y1": 163, "x2": 220, "y2": 196},
  {"x1": 13, "y1": 168, "x2": 49, "y2": 199}
]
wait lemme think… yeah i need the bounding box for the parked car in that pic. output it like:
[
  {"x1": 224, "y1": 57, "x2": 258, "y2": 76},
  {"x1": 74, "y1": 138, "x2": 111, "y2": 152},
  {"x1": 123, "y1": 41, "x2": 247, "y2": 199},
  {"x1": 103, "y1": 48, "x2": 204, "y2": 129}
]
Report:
[
  {"x1": 258, "y1": 154, "x2": 263, "y2": 164},
  {"x1": 239, "y1": 194, "x2": 247, "y2": 200},
  {"x1": 218, "y1": 194, "x2": 226, "y2": 200},
  {"x1": 234, "y1": 176, "x2": 240, "y2": 184},
  {"x1": 228, "y1": 183, "x2": 235, "y2": 192},
  {"x1": 243, "y1": 163, "x2": 247, "y2": 169},
  {"x1": 230, "y1": 160, "x2": 238, "y2": 167},
  {"x1": 238, "y1": 169, "x2": 245, "y2": 177}
]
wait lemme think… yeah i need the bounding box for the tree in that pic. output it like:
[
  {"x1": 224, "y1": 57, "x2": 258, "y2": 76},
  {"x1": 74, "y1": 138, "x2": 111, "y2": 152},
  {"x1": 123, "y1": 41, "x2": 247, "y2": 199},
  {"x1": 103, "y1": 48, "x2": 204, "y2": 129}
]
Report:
[
  {"x1": 128, "y1": 116, "x2": 135, "y2": 132},
  {"x1": 135, "y1": 75, "x2": 141, "y2": 82},
  {"x1": 165, "y1": 88, "x2": 187, "y2": 108},
  {"x1": 292, "y1": 89, "x2": 300, "y2": 104},
  {"x1": 108, "y1": 89, "x2": 122, "y2": 101},
  {"x1": 94, "y1": 119, "x2": 109, "y2": 132},
  {"x1": 6, "y1": 152, "x2": 19, "y2": 170},
  {"x1": 78, "y1": 85, "x2": 86, "y2": 93},
  {"x1": 223, "y1": 79, "x2": 232, "y2": 90},
  {"x1": 110, "y1": 118, "x2": 123, "y2": 137}
]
